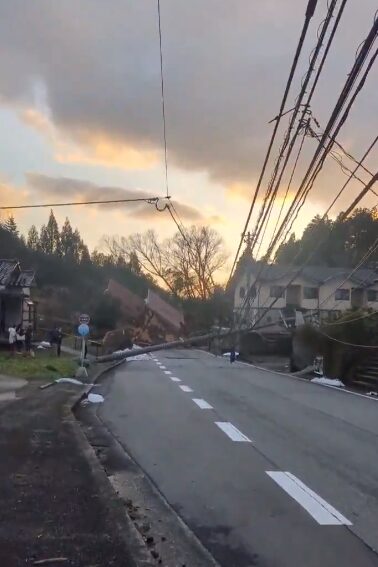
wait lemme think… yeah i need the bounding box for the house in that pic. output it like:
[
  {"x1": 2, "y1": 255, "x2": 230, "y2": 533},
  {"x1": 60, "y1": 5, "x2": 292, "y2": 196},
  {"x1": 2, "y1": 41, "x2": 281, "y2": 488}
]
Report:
[
  {"x1": 104, "y1": 279, "x2": 185, "y2": 344},
  {"x1": 146, "y1": 289, "x2": 184, "y2": 335},
  {"x1": 234, "y1": 259, "x2": 378, "y2": 328},
  {"x1": 0, "y1": 259, "x2": 36, "y2": 334},
  {"x1": 105, "y1": 278, "x2": 145, "y2": 323}
]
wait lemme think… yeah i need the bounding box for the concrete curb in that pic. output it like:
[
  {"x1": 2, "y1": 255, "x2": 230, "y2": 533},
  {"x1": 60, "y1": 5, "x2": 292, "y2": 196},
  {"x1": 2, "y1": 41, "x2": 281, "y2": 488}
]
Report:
[
  {"x1": 63, "y1": 359, "x2": 155, "y2": 567},
  {"x1": 196, "y1": 348, "x2": 378, "y2": 402}
]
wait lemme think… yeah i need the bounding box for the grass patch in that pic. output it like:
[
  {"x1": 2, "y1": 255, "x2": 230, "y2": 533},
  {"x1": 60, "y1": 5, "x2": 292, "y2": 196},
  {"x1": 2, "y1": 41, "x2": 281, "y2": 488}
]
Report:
[{"x1": 0, "y1": 350, "x2": 77, "y2": 380}]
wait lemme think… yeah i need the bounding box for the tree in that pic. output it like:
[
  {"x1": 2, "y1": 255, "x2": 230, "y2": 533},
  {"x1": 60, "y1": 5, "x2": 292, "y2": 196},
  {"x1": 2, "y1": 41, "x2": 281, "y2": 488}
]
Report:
[
  {"x1": 39, "y1": 224, "x2": 50, "y2": 254},
  {"x1": 275, "y1": 208, "x2": 378, "y2": 268},
  {"x1": 3, "y1": 215, "x2": 18, "y2": 236},
  {"x1": 39, "y1": 210, "x2": 61, "y2": 255},
  {"x1": 27, "y1": 225, "x2": 40, "y2": 250},
  {"x1": 60, "y1": 217, "x2": 75, "y2": 258},
  {"x1": 79, "y1": 242, "x2": 91, "y2": 265},
  {"x1": 128, "y1": 251, "x2": 141, "y2": 275},
  {"x1": 104, "y1": 226, "x2": 228, "y2": 300}
]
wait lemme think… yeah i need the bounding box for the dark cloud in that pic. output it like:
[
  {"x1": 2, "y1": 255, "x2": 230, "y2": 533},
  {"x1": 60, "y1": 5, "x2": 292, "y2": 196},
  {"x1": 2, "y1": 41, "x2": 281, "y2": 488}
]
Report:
[
  {"x1": 27, "y1": 173, "x2": 202, "y2": 221},
  {"x1": 0, "y1": 1, "x2": 377, "y2": 204}
]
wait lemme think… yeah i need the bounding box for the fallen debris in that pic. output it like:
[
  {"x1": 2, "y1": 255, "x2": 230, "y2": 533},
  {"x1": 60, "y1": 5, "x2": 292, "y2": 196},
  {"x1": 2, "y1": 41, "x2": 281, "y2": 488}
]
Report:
[
  {"x1": 33, "y1": 558, "x2": 68, "y2": 565},
  {"x1": 55, "y1": 378, "x2": 85, "y2": 386},
  {"x1": 113, "y1": 344, "x2": 150, "y2": 361},
  {"x1": 311, "y1": 376, "x2": 345, "y2": 388},
  {"x1": 87, "y1": 393, "x2": 104, "y2": 403},
  {"x1": 222, "y1": 351, "x2": 240, "y2": 358}
]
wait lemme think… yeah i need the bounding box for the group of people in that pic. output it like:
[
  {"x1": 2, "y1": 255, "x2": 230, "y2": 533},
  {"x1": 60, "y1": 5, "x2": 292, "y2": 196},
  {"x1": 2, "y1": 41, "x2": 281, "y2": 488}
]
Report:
[
  {"x1": 8, "y1": 324, "x2": 64, "y2": 356},
  {"x1": 8, "y1": 323, "x2": 33, "y2": 354}
]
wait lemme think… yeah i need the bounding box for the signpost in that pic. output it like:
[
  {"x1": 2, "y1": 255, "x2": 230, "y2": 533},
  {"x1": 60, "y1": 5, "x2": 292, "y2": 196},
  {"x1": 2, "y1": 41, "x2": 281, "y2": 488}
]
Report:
[
  {"x1": 79, "y1": 313, "x2": 90, "y2": 325},
  {"x1": 78, "y1": 316, "x2": 90, "y2": 371}
]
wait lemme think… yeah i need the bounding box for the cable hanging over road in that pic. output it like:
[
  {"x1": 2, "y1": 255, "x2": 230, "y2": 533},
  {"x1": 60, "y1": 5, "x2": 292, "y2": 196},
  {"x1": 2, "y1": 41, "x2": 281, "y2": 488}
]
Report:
[
  {"x1": 0, "y1": 196, "x2": 165, "y2": 210},
  {"x1": 157, "y1": 0, "x2": 170, "y2": 198},
  {"x1": 227, "y1": 0, "x2": 319, "y2": 285}
]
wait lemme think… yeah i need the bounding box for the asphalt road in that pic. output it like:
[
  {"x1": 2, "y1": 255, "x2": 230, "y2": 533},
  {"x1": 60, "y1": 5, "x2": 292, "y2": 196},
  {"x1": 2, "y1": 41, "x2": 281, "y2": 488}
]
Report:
[{"x1": 99, "y1": 349, "x2": 378, "y2": 567}]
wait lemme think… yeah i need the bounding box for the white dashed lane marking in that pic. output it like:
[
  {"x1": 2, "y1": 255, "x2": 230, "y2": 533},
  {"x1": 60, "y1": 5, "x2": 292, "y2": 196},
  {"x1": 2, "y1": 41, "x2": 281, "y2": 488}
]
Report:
[
  {"x1": 266, "y1": 472, "x2": 352, "y2": 525},
  {"x1": 160, "y1": 365, "x2": 166, "y2": 370},
  {"x1": 179, "y1": 385, "x2": 193, "y2": 393},
  {"x1": 170, "y1": 377, "x2": 181, "y2": 382},
  {"x1": 215, "y1": 422, "x2": 251, "y2": 442},
  {"x1": 164, "y1": 370, "x2": 172, "y2": 375},
  {"x1": 192, "y1": 398, "x2": 213, "y2": 409}
]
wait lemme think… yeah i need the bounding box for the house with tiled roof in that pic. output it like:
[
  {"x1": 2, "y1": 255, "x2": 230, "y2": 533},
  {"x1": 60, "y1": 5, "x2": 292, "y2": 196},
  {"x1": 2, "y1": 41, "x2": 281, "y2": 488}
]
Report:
[
  {"x1": 0, "y1": 259, "x2": 36, "y2": 334},
  {"x1": 234, "y1": 259, "x2": 378, "y2": 328}
]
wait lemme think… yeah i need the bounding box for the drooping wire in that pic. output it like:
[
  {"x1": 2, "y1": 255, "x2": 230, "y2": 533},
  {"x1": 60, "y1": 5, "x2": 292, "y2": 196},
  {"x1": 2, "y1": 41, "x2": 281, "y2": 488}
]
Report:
[
  {"x1": 264, "y1": 30, "x2": 378, "y2": 262},
  {"x1": 252, "y1": 0, "x2": 347, "y2": 262},
  {"x1": 0, "y1": 196, "x2": 162, "y2": 210},
  {"x1": 157, "y1": 0, "x2": 170, "y2": 198},
  {"x1": 237, "y1": 133, "x2": 378, "y2": 329},
  {"x1": 236, "y1": 0, "x2": 345, "y2": 317},
  {"x1": 227, "y1": 0, "x2": 319, "y2": 286}
]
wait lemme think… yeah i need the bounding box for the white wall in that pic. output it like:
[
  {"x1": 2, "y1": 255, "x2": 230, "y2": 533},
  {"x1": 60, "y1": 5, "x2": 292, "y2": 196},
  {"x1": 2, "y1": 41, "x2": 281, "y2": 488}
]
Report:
[
  {"x1": 318, "y1": 278, "x2": 353, "y2": 310},
  {"x1": 366, "y1": 283, "x2": 378, "y2": 308},
  {"x1": 234, "y1": 268, "x2": 378, "y2": 316}
]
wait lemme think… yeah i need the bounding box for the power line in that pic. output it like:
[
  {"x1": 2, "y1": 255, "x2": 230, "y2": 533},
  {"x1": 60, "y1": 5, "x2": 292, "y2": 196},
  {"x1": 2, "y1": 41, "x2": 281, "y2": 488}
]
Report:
[
  {"x1": 265, "y1": 31, "x2": 378, "y2": 260},
  {"x1": 236, "y1": 134, "x2": 378, "y2": 328},
  {"x1": 157, "y1": 0, "x2": 170, "y2": 198},
  {"x1": 0, "y1": 196, "x2": 162, "y2": 210},
  {"x1": 323, "y1": 310, "x2": 378, "y2": 326},
  {"x1": 339, "y1": 171, "x2": 378, "y2": 218},
  {"x1": 227, "y1": 0, "x2": 318, "y2": 285},
  {"x1": 251, "y1": 0, "x2": 342, "y2": 259},
  {"x1": 237, "y1": 0, "x2": 351, "y2": 320},
  {"x1": 318, "y1": 235, "x2": 378, "y2": 309},
  {"x1": 276, "y1": 134, "x2": 378, "y2": 260},
  {"x1": 316, "y1": 329, "x2": 378, "y2": 348},
  {"x1": 255, "y1": 118, "x2": 309, "y2": 259},
  {"x1": 238, "y1": 194, "x2": 378, "y2": 332}
]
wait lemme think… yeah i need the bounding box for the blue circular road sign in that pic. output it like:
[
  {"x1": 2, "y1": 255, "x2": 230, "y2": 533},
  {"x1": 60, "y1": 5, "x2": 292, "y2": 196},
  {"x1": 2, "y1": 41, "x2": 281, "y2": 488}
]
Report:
[{"x1": 78, "y1": 323, "x2": 90, "y2": 337}]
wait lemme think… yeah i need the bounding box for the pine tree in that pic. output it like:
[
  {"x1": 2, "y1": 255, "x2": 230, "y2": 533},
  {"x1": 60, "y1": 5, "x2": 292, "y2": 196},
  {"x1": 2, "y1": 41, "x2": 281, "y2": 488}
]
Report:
[
  {"x1": 79, "y1": 242, "x2": 91, "y2": 265},
  {"x1": 41, "y1": 210, "x2": 61, "y2": 255},
  {"x1": 39, "y1": 225, "x2": 50, "y2": 254},
  {"x1": 27, "y1": 225, "x2": 40, "y2": 250},
  {"x1": 4, "y1": 215, "x2": 18, "y2": 236},
  {"x1": 72, "y1": 228, "x2": 82, "y2": 262},
  {"x1": 60, "y1": 217, "x2": 75, "y2": 258}
]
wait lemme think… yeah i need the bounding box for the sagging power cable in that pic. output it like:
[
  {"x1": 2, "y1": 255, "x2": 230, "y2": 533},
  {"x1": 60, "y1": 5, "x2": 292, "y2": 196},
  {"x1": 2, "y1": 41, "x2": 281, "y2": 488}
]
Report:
[{"x1": 227, "y1": 0, "x2": 319, "y2": 285}]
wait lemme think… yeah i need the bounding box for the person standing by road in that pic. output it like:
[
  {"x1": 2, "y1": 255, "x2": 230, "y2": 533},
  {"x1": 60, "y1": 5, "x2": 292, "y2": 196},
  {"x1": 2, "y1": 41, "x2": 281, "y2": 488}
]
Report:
[
  {"x1": 230, "y1": 346, "x2": 236, "y2": 364},
  {"x1": 16, "y1": 324, "x2": 25, "y2": 353},
  {"x1": 56, "y1": 327, "x2": 63, "y2": 357},
  {"x1": 25, "y1": 324, "x2": 33, "y2": 355},
  {"x1": 8, "y1": 324, "x2": 16, "y2": 354}
]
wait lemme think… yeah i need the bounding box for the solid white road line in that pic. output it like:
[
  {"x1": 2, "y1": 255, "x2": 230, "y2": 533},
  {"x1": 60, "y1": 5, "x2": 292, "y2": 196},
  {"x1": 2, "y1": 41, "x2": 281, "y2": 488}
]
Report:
[
  {"x1": 266, "y1": 472, "x2": 352, "y2": 525},
  {"x1": 164, "y1": 370, "x2": 172, "y2": 375},
  {"x1": 192, "y1": 398, "x2": 213, "y2": 409},
  {"x1": 170, "y1": 377, "x2": 181, "y2": 382},
  {"x1": 215, "y1": 422, "x2": 251, "y2": 442},
  {"x1": 179, "y1": 385, "x2": 193, "y2": 392}
]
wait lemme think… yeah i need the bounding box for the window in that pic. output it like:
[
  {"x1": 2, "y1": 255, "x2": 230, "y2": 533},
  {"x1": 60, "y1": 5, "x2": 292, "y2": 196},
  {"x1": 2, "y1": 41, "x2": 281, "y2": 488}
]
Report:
[
  {"x1": 367, "y1": 290, "x2": 378, "y2": 302},
  {"x1": 239, "y1": 286, "x2": 245, "y2": 299},
  {"x1": 335, "y1": 288, "x2": 350, "y2": 301},
  {"x1": 270, "y1": 285, "x2": 285, "y2": 298},
  {"x1": 303, "y1": 287, "x2": 319, "y2": 300}
]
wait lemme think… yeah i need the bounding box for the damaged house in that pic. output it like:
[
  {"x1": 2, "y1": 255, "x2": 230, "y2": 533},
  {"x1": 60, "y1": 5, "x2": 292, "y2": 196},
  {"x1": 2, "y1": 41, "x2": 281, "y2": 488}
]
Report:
[{"x1": 0, "y1": 259, "x2": 36, "y2": 334}]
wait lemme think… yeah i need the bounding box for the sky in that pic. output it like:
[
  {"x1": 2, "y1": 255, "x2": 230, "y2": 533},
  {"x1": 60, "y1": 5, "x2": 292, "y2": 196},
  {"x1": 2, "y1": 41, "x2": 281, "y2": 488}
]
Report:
[{"x1": 0, "y1": 0, "x2": 377, "y2": 269}]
